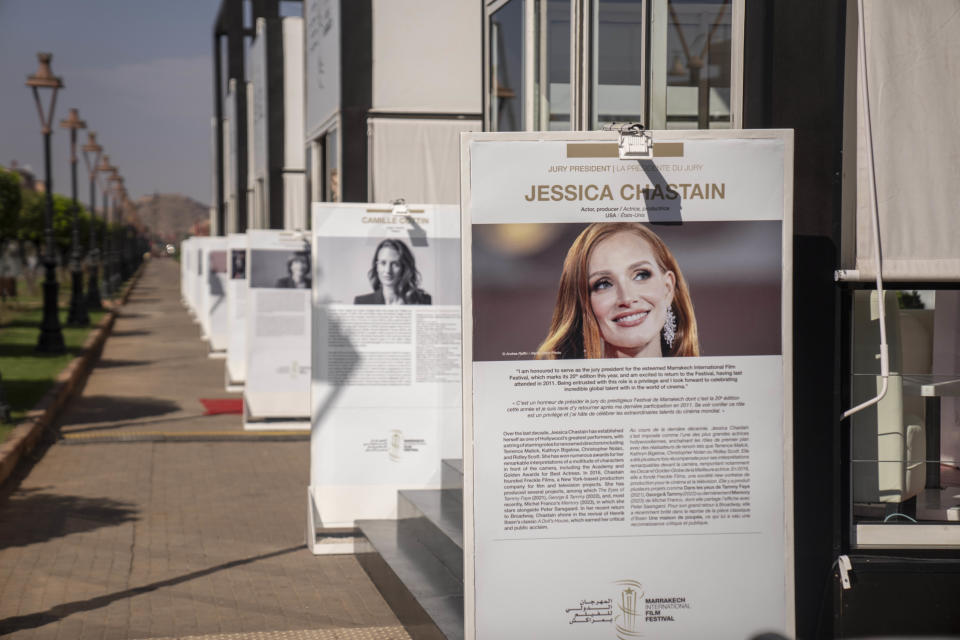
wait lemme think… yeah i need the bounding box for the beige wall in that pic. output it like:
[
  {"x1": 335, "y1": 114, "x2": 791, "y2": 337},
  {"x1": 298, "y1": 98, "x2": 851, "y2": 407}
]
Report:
[{"x1": 372, "y1": 0, "x2": 481, "y2": 113}]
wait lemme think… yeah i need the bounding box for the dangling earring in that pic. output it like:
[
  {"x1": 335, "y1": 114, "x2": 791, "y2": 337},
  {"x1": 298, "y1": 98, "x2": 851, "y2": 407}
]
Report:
[{"x1": 662, "y1": 307, "x2": 677, "y2": 349}]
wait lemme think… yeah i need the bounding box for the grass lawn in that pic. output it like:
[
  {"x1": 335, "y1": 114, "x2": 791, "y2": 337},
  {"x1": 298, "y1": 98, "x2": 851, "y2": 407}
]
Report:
[{"x1": 1, "y1": 272, "x2": 109, "y2": 441}]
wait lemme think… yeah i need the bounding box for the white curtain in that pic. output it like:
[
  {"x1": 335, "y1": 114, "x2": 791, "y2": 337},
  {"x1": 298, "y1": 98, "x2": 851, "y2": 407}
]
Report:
[
  {"x1": 283, "y1": 172, "x2": 307, "y2": 231},
  {"x1": 851, "y1": 1, "x2": 960, "y2": 281},
  {"x1": 369, "y1": 118, "x2": 481, "y2": 204}
]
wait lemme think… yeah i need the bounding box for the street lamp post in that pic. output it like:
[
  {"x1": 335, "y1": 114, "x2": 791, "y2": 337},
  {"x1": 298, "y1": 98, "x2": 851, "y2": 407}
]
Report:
[
  {"x1": 119, "y1": 190, "x2": 131, "y2": 283},
  {"x1": 97, "y1": 158, "x2": 115, "y2": 296},
  {"x1": 118, "y1": 195, "x2": 129, "y2": 281},
  {"x1": 107, "y1": 172, "x2": 124, "y2": 294},
  {"x1": 26, "y1": 52, "x2": 66, "y2": 354},
  {"x1": 81, "y1": 132, "x2": 103, "y2": 310},
  {"x1": 121, "y1": 194, "x2": 133, "y2": 279},
  {"x1": 61, "y1": 108, "x2": 89, "y2": 326}
]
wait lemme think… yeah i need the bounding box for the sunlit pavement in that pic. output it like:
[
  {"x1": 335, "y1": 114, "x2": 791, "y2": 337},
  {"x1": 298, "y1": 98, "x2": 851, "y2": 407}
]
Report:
[{"x1": 0, "y1": 258, "x2": 409, "y2": 640}]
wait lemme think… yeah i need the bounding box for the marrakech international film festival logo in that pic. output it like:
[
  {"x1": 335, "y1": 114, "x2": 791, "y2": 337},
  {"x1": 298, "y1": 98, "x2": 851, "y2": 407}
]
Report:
[{"x1": 614, "y1": 579, "x2": 644, "y2": 639}]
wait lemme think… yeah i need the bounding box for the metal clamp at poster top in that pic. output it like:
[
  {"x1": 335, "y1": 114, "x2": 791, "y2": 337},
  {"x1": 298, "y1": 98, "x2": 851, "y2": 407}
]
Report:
[
  {"x1": 608, "y1": 122, "x2": 653, "y2": 161},
  {"x1": 391, "y1": 198, "x2": 409, "y2": 216}
]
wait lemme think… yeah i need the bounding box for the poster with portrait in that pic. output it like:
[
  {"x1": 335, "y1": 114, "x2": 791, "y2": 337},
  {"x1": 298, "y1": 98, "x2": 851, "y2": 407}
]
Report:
[
  {"x1": 308, "y1": 203, "x2": 461, "y2": 544},
  {"x1": 225, "y1": 233, "x2": 248, "y2": 389},
  {"x1": 244, "y1": 229, "x2": 312, "y2": 429},
  {"x1": 462, "y1": 131, "x2": 794, "y2": 639},
  {"x1": 205, "y1": 236, "x2": 229, "y2": 356}
]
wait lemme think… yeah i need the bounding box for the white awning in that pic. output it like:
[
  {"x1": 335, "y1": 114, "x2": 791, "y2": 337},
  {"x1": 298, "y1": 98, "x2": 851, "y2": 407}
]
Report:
[
  {"x1": 369, "y1": 118, "x2": 481, "y2": 204},
  {"x1": 845, "y1": 1, "x2": 960, "y2": 281}
]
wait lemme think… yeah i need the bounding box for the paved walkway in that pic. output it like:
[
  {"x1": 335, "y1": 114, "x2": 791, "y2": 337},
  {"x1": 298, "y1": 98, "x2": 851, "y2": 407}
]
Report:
[{"x1": 0, "y1": 259, "x2": 408, "y2": 640}]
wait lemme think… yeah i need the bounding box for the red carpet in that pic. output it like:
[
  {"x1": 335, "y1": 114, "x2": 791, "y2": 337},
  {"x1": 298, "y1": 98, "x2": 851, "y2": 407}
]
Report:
[{"x1": 199, "y1": 398, "x2": 244, "y2": 415}]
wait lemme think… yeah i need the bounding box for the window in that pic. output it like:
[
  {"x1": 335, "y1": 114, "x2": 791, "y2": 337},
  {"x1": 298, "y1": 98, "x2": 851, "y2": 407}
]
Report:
[
  {"x1": 539, "y1": 0, "x2": 571, "y2": 130},
  {"x1": 489, "y1": 0, "x2": 526, "y2": 131},
  {"x1": 483, "y1": 0, "x2": 741, "y2": 132},
  {"x1": 593, "y1": 0, "x2": 645, "y2": 127},
  {"x1": 849, "y1": 289, "x2": 960, "y2": 549},
  {"x1": 660, "y1": 0, "x2": 732, "y2": 129}
]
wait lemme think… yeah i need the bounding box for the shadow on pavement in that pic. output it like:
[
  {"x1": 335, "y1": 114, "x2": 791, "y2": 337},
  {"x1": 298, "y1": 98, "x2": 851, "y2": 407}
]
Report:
[
  {"x1": 0, "y1": 488, "x2": 138, "y2": 550},
  {"x1": 56, "y1": 395, "x2": 181, "y2": 427},
  {"x1": 60, "y1": 412, "x2": 210, "y2": 435},
  {"x1": 109, "y1": 329, "x2": 152, "y2": 338},
  {"x1": 94, "y1": 359, "x2": 153, "y2": 369},
  {"x1": 0, "y1": 545, "x2": 301, "y2": 635}
]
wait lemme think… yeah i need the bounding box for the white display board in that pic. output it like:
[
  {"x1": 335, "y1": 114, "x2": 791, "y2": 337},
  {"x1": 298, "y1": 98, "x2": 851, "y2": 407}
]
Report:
[
  {"x1": 204, "y1": 236, "x2": 229, "y2": 356},
  {"x1": 226, "y1": 233, "x2": 248, "y2": 390},
  {"x1": 195, "y1": 237, "x2": 210, "y2": 340},
  {"x1": 184, "y1": 237, "x2": 200, "y2": 318},
  {"x1": 244, "y1": 229, "x2": 312, "y2": 429},
  {"x1": 308, "y1": 203, "x2": 462, "y2": 550},
  {"x1": 461, "y1": 131, "x2": 794, "y2": 639},
  {"x1": 181, "y1": 238, "x2": 193, "y2": 311}
]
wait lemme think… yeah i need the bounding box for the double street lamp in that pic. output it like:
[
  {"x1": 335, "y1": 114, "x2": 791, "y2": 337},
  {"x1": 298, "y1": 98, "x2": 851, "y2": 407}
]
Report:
[
  {"x1": 81, "y1": 132, "x2": 103, "y2": 310},
  {"x1": 60, "y1": 107, "x2": 89, "y2": 326},
  {"x1": 26, "y1": 52, "x2": 65, "y2": 354}
]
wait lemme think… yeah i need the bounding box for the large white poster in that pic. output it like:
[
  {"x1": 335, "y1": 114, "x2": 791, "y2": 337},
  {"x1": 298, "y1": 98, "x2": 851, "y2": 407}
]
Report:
[
  {"x1": 205, "y1": 236, "x2": 229, "y2": 355},
  {"x1": 309, "y1": 203, "x2": 461, "y2": 533},
  {"x1": 463, "y1": 131, "x2": 794, "y2": 639},
  {"x1": 226, "y1": 233, "x2": 248, "y2": 389},
  {"x1": 244, "y1": 229, "x2": 312, "y2": 428}
]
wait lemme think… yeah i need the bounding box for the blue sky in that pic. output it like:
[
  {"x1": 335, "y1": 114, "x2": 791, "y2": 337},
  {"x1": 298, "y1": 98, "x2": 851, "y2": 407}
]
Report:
[{"x1": 0, "y1": 0, "x2": 222, "y2": 206}]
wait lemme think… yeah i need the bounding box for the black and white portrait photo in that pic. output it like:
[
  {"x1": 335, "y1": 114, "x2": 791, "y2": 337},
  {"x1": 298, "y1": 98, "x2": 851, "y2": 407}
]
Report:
[
  {"x1": 230, "y1": 249, "x2": 246, "y2": 279},
  {"x1": 313, "y1": 235, "x2": 460, "y2": 306},
  {"x1": 354, "y1": 238, "x2": 432, "y2": 305},
  {"x1": 249, "y1": 249, "x2": 312, "y2": 289}
]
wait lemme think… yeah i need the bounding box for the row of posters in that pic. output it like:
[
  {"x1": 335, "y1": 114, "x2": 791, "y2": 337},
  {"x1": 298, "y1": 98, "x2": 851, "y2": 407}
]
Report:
[
  {"x1": 180, "y1": 231, "x2": 312, "y2": 426},
  {"x1": 181, "y1": 129, "x2": 794, "y2": 639},
  {"x1": 180, "y1": 205, "x2": 465, "y2": 543},
  {"x1": 180, "y1": 235, "x2": 227, "y2": 354}
]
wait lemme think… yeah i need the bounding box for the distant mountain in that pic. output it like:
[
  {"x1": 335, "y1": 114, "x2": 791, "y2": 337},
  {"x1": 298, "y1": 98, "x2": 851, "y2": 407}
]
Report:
[{"x1": 130, "y1": 193, "x2": 209, "y2": 240}]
